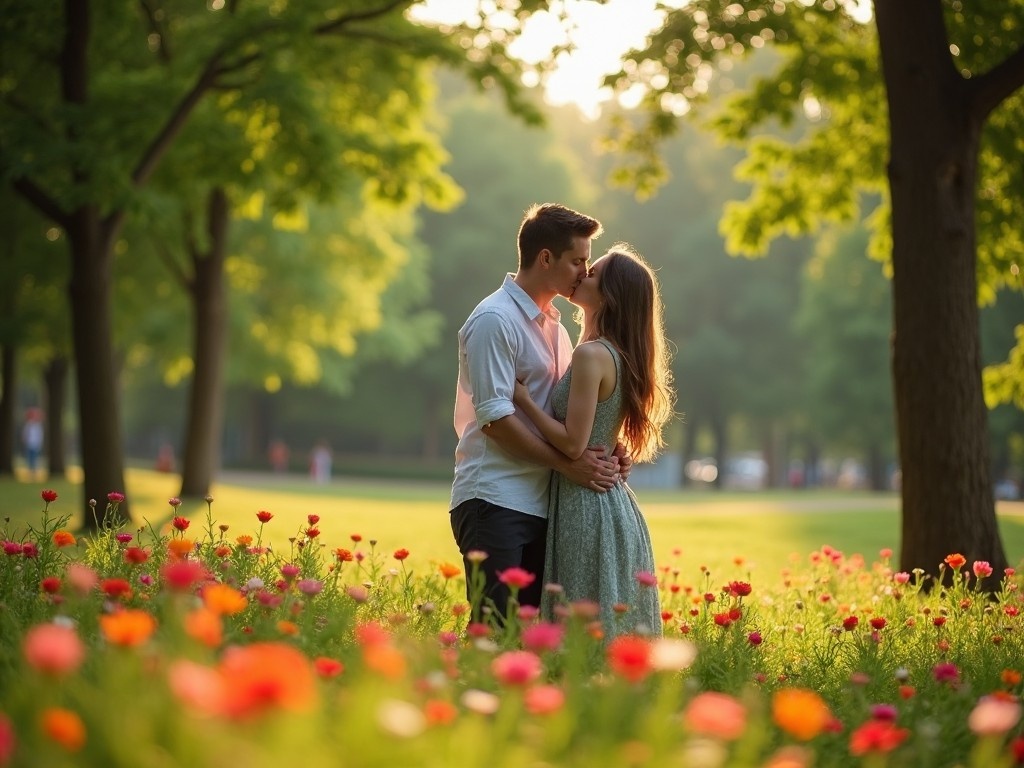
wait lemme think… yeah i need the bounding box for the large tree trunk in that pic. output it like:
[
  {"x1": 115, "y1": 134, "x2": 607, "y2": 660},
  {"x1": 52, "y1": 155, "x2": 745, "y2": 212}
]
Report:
[
  {"x1": 876, "y1": 2, "x2": 1007, "y2": 582},
  {"x1": 179, "y1": 188, "x2": 230, "y2": 498},
  {"x1": 0, "y1": 344, "x2": 16, "y2": 476},
  {"x1": 68, "y1": 213, "x2": 129, "y2": 528},
  {"x1": 44, "y1": 356, "x2": 69, "y2": 476}
]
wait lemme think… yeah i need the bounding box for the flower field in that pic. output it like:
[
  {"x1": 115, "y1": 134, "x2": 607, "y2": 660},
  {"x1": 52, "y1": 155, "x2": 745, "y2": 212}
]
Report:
[{"x1": 1, "y1": 490, "x2": 1023, "y2": 768}]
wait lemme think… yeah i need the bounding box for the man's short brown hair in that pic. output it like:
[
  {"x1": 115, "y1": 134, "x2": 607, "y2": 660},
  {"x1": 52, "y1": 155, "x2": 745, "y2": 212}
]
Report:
[{"x1": 517, "y1": 203, "x2": 603, "y2": 269}]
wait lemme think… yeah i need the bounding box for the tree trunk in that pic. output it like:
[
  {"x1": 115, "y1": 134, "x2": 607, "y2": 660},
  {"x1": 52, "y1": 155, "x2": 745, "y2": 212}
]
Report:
[
  {"x1": 866, "y1": 441, "x2": 887, "y2": 492},
  {"x1": 710, "y1": 409, "x2": 727, "y2": 491},
  {"x1": 68, "y1": 212, "x2": 129, "y2": 529},
  {"x1": 0, "y1": 344, "x2": 16, "y2": 476},
  {"x1": 44, "y1": 356, "x2": 69, "y2": 476},
  {"x1": 179, "y1": 188, "x2": 230, "y2": 498},
  {"x1": 875, "y1": 2, "x2": 1006, "y2": 582}
]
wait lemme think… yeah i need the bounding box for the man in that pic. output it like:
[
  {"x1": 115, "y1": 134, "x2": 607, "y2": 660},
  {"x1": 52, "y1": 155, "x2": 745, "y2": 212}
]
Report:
[{"x1": 450, "y1": 203, "x2": 624, "y2": 620}]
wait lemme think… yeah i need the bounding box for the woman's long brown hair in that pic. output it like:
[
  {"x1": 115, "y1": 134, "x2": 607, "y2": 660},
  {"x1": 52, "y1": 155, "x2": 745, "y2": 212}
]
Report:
[{"x1": 580, "y1": 246, "x2": 675, "y2": 463}]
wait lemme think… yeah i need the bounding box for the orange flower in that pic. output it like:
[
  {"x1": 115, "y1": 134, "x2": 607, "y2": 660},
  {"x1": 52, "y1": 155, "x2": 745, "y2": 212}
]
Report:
[
  {"x1": 438, "y1": 562, "x2": 461, "y2": 579},
  {"x1": 363, "y1": 643, "x2": 407, "y2": 680},
  {"x1": 762, "y1": 746, "x2": 813, "y2": 768},
  {"x1": 276, "y1": 620, "x2": 299, "y2": 636},
  {"x1": 184, "y1": 608, "x2": 223, "y2": 648},
  {"x1": 944, "y1": 553, "x2": 967, "y2": 570},
  {"x1": 52, "y1": 530, "x2": 76, "y2": 547},
  {"x1": 236, "y1": 535, "x2": 253, "y2": 546},
  {"x1": 40, "y1": 708, "x2": 86, "y2": 752},
  {"x1": 1002, "y1": 669, "x2": 1022, "y2": 687},
  {"x1": 683, "y1": 691, "x2": 747, "y2": 740},
  {"x1": 772, "y1": 688, "x2": 833, "y2": 741},
  {"x1": 167, "y1": 538, "x2": 194, "y2": 558},
  {"x1": 100, "y1": 610, "x2": 157, "y2": 647},
  {"x1": 606, "y1": 635, "x2": 652, "y2": 683},
  {"x1": 423, "y1": 699, "x2": 458, "y2": 726},
  {"x1": 218, "y1": 643, "x2": 317, "y2": 719},
  {"x1": 202, "y1": 583, "x2": 247, "y2": 616}
]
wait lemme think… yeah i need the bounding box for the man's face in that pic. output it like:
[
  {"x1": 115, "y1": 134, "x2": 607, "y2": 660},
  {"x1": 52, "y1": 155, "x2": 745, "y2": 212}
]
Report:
[{"x1": 551, "y1": 235, "x2": 592, "y2": 299}]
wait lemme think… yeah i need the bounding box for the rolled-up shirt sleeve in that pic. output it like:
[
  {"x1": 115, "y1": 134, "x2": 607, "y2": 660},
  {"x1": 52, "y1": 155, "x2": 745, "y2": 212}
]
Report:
[{"x1": 464, "y1": 311, "x2": 518, "y2": 428}]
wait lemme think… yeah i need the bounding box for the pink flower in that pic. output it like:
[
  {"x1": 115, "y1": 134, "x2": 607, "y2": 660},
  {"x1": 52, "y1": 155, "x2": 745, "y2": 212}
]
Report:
[
  {"x1": 893, "y1": 572, "x2": 911, "y2": 584},
  {"x1": 280, "y1": 564, "x2": 300, "y2": 580},
  {"x1": 933, "y1": 662, "x2": 960, "y2": 685},
  {"x1": 973, "y1": 561, "x2": 993, "y2": 579},
  {"x1": 524, "y1": 684, "x2": 565, "y2": 715},
  {"x1": 66, "y1": 563, "x2": 98, "y2": 594},
  {"x1": 115, "y1": 532, "x2": 133, "y2": 544},
  {"x1": 168, "y1": 497, "x2": 182, "y2": 508},
  {"x1": 497, "y1": 567, "x2": 536, "y2": 589},
  {"x1": 21, "y1": 543, "x2": 37, "y2": 559},
  {"x1": 107, "y1": 491, "x2": 125, "y2": 503},
  {"x1": 879, "y1": 548, "x2": 893, "y2": 558},
  {"x1": 870, "y1": 704, "x2": 898, "y2": 722},
  {"x1": 748, "y1": 631, "x2": 763, "y2": 646},
  {"x1": 635, "y1": 571, "x2": 658, "y2": 587},
  {"x1": 23, "y1": 623, "x2": 85, "y2": 676},
  {"x1": 0, "y1": 712, "x2": 14, "y2": 764},
  {"x1": 521, "y1": 622, "x2": 565, "y2": 653},
  {"x1": 491, "y1": 651, "x2": 543, "y2": 686},
  {"x1": 517, "y1": 605, "x2": 540, "y2": 621},
  {"x1": 683, "y1": 691, "x2": 747, "y2": 740},
  {"x1": 968, "y1": 695, "x2": 1022, "y2": 735}
]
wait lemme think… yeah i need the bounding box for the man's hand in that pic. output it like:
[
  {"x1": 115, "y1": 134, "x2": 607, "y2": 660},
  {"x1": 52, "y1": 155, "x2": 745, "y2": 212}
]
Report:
[{"x1": 561, "y1": 446, "x2": 619, "y2": 492}]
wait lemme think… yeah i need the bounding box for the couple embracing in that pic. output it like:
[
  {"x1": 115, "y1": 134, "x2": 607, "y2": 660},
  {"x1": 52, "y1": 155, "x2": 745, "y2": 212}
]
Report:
[{"x1": 449, "y1": 202, "x2": 675, "y2": 640}]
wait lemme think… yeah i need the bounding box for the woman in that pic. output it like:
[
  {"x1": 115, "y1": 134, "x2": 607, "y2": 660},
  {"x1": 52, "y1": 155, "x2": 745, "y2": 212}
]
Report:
[{"x1": 513, "y1": 245, "x2": 675, "y2": 639}]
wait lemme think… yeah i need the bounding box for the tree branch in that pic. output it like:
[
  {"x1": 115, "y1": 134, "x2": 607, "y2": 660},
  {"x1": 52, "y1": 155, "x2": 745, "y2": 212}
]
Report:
[
  {"x1": 314, "y1": 0, "x2": 407, "y2": 36},
  {"x1": 970, "y1": 43, "x2": 1024, "y2": 122},
  {"x1": 138, "y1": 0, "x2": 172, "y2": 63},
  {"x1": 12, "y1": 177, "x2": 70, "y2": 229}
]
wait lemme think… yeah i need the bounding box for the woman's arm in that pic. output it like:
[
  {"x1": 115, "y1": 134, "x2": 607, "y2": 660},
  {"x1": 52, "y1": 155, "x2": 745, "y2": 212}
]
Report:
[{"x1": 513, "y1": 342, "x2": 610, "y2": 459}]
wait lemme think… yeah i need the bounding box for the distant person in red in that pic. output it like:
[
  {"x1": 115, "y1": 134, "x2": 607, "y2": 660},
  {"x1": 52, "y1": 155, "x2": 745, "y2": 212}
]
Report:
[
  {"x1": 155, "y1": 442, "x2": 176, "y2": 473},
  {"x1": 268, "y1": 439, "x2": 290, "y2": 473}
]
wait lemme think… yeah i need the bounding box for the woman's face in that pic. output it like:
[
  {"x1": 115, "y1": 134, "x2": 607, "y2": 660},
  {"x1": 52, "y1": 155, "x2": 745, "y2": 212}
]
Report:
[{"x1": 570, "y1": 253, "x2": 609, "y2": 310}]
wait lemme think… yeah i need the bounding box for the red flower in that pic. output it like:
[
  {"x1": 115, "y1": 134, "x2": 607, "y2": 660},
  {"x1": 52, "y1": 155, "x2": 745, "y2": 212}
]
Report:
[
  {"x1": 393, "y1": 548, "x2": 410, "y2": 561},
  {"x1": 933, "y1": 616, "x2": 946, "y2": 627},
  {"x1": 335, "y1": 548, "x2": 353, "y2": 562},
  {"x1": 41, "y1": 489, "x2": 58, "y2": 503},
  {"x1": 313, "y1": 656, "x2": 345, "y2": 678},
  {"x1": 607, "y1": 635, "x2": 653, "y2": 683},
  {"x1": 843, "y1": 616, "x2": 860, "y2": 631},
  {"x1": 727, "y1": 580, "x2": 752, "y2": 597},
  {"x1": 21, "y1": 543, "x2": 38, "y2": 558},
  {"x1": 350, "y1": 534, "x2": 362, "y2": 543},
  {"x1": 305, "y1": 527, "x2": 320, "y2": 539},
  {"x1": 256, "y1": 510, "x2": 273, "y2": 523},
  {"x1": 869, "y1": 617, "x2": 887, "y2": 630},
  {"x1": 307, "y1": 514, "x2": 320, "y2": 525},
  {"x1": 101, "y1": 578, "x2": 132, "y2": 600},
  {"x1": 41, "y1": 577, "x2": 62, "y2": 593},
  {"x1": 497, "y1": 567, "x2": 535, "y2": 589},
  {"x1": 849, "y1": 720, "x2": 909, "y2": 756},
  {"x1": 944, "y1": 553, "x2": 967, "y2": 570},
  {"x1": 748, "y1": 631, "x2": 763, "y2": 646},
  {"x1": 933, "y1": 662, "x2": 960, "y2": 684},
  {"x1": 172, "y1": 516, "x2": 190, "y2": 531},
  {"x1": 491, "y1": 650, "x2": 543, "y2": 686},
  {"x1": 124, "y1": 547, "x2": 149, "y2": 565},
  {"x1": 107, "y1": 492, "x2": 125, "y2": 503},
  {"x1": 713, "y1": 612, "x2": 733, "y2": 627}
]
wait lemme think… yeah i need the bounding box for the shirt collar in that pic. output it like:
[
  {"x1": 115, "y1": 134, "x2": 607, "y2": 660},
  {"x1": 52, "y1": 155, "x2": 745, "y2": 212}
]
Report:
[{"x1": 501, "y1": 273, "x2": 561, "y2": 324}]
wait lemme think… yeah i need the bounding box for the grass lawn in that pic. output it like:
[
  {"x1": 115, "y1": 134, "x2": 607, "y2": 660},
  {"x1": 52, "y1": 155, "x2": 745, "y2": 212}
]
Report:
[{"x1": 2, "y1": 467, "x2": 1023, "y2": 580}]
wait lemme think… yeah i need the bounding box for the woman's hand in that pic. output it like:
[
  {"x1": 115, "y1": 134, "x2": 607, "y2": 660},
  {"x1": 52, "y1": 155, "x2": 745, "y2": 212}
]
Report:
[{"x1": 513, "y1": 379, "x2": 532, "y2": 408}]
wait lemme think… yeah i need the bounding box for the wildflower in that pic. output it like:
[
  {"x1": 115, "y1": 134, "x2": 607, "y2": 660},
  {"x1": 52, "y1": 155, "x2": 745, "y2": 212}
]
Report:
[
  {"x1": 40, "y1": 707, "x2": 86, "y2": 752},
  {"x1": 307, "y1": 514, "x2": 320, "y2": 525},
  {"x1": 893, "y1": 572, "x2": 911, "y2": 584},
  {"x1": 968, "y1": 695, "x2": 1022, "y2": 735},
  {"x1": 203, "y1": 583, "x2": 247, "y2": 615},
  {"x1": 115, "y1": 532, "x2": 133, "y2": 544},
  {"x1": 390, "y1": 548, "x2": 409, "y2": 561},
  {"x1": 280, "y1": 563, "x2": 300, "y2": 580},
  {"x1": 521, "y1": 622, "x2": 565, "y2": 653},
  {"x1": 23, "y1": 623, "x2": 85, "y2": 675},
  {"x1": 842, "y1": 615, "x2": 859, "y2": 631},
  {"x1": 276, "y1": 621, "x2": 298, "y2": 636},
  {"x1": 100, "y1": 610, "x2": 157, "y2": 647},
  {"x1": 497, "y1": 567, "x2": 535, "y2": 589},
  {"x1": 933, "y1": 616, "x2": 946, "y2": 627},
  {"x1": 933, "y1": 662, "x2": 960, "y2": 685},
  {"x1": 607, "y1": 635, "x2": 653, "y2": 683},
  {"x1": 346, "y1": 585, "x2": 369, "y2": 603},
  {"x1": 423, "y1": 699, "x2": 458, "y2": 726},
  {"x1": 748, "y1": 631, "x2": 763, "y2": 646},
  {"x1": 524, "y1": 684, "x2": 566, "y2": 716},
  {"x1": 461, "y1": 689, "x2": 500, "y2": 715},
  {"x1": 172, "y1": 516, "x2": 189, "y2": 531},
  {"x1": 2, "y1": 541, "x2": 20, "y2": 556},
  {"x1": 0, "y1": 713, "x2": 14, "y2": 765},
  {"x1": 66, "y1": 563, "x2": 98, "y2": 594},
  {"x1": 869, "y1": 617, "x2": 887, "y2": 630},
  {"x1": 297, "y1": 579, "x2": 323, "y2": 597},
  {"x1": 124, "y1": 546, "x2": 149, "y2": 565},
  {"x1": 879, "y1": 547, "x2": 893, "y2": 558},
  {"x1": 772, "y1": 688, "x2": 832, "y2": 741},
  {"x1": 465, "y1": 549, "x2": 487, "y2": 563},
  {"x1": 491, "y1": 651, "x2": 543, "y2": 686},
  {"x1": 762, "y1": 746, "x2": 813, "y2": 768},
  {"x1": 363, "y1": 644, "x2": 407, "y2": 680},
  {"x1": 636, "y1": 571, "x2": 658, "y2": 587},
  {"x1": 467, "y1": 622, "x2": 490, "y2": 638},
  {"x1": 101, "y1": 578, "x2": 132, "y2": 600},
  {"x1": 107, "y1": 492, "x2": 125, "y2": 503},
  {"x1": 350, "y1": 533, "x2": 363, "y2": 543},
  {"x1": 21, "y1": 542, "x2": 37, "y2": 558},
  {"x1": 41, "y1": 489, "x2": 58, "y2": 503},
  {"x1": 944, "y1": 553, "x2": 967, "y2": 570},
  {"x1": 849, "y1": 720, "x2": 909, "y2": 756},
  {"x1": 713, "y1": 612, "x2": 733, "y2": 627},
  {"x1": 335, "y1": 548, "x2": 353, "y2": 562},
  {"x1": 162, "y1": 560, "x2": 207, "y2": 591},
  {"x1": 52, "y1": 530, "x2": 75, "y2": 547},
  {"x1": 313, "y1": 657, "x2": 345, "y2": 678},
  {"x1": 973, "y1": 560, "x2": 994, "y2": 579},
  {"x1": 1001, "y1": 669, "x2": 1022, "y2": 687},
  {"x1": 870, "y1": 704, "x2": 899, "y2": 722},
  {"x1": 167, "y1": 538, "x2": 194, "y2": 558},
  {"x1": 184, "y1": 608, "x2": 223, "y2": 648},
  {"x1": 649, "y1": 638, "x2": 698, "y2": 671},
  {"x1": 899, "y1": 685, "x2": 915, "y2": 699},
  {"x1": 256, "y1": 510, "x2": 273, "y2": 523},
  {"x1": 727, "y1": 580, "x2": 752, "y2": 597},
  {"x1": 41, "y1": 576, "x2": 62, "y2": 594},
  {"x1": 683, "y1": 691, "x2": 747, "y2": 740}
]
